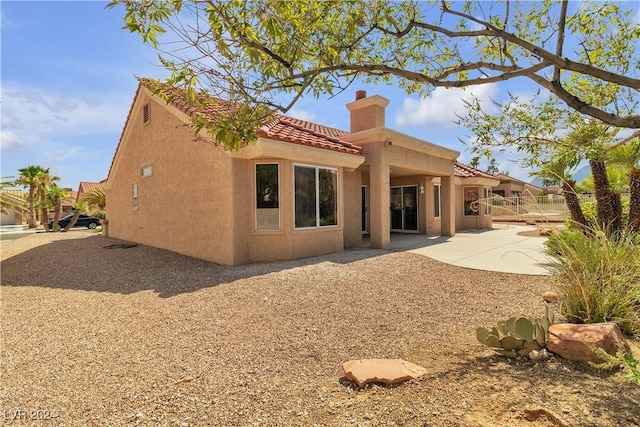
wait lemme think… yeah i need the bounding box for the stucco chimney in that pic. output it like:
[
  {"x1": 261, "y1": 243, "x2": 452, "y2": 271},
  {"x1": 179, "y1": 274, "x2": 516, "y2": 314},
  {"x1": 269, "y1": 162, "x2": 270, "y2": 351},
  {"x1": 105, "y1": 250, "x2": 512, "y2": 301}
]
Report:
[{"x1": 346, "y1": 91, "x2": 390, "y2": 133}]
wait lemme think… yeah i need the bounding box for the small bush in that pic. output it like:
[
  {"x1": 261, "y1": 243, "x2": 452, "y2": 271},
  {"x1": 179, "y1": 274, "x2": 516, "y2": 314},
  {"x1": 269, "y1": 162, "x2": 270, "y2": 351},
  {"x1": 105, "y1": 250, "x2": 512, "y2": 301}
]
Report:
[
  {"x1": 545, "y1": 226, "x2": 640, "y2": 335},
  {"x1": 580, "y1": 199, "x2": 630, "y2": 229}
]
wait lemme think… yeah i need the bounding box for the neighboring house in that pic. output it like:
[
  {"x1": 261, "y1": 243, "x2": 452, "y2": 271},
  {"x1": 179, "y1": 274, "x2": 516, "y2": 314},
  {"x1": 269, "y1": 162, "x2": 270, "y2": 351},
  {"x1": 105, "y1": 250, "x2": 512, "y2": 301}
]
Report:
[
  {"x1": 59, "y1": 191, "x2": 77, "y2": 217},
  {"x1": 105, "y1": 80, "x2": 499, "y2": 265},
  {"x1": 493, "y1": 174, "x2": 543, "y2": 198},
  {"x1": 1, "y1": 189, "x2": 26, "y2": 226},
  {"x1": 76, "y1": 182, "x2": 104, "y2": 210}
]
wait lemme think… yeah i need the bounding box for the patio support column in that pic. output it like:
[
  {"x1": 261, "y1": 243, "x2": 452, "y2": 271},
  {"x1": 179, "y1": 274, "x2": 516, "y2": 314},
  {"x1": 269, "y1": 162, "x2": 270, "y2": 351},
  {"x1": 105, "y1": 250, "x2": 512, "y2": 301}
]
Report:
[
  {"x1": 440, "y1": 175, "x2": 456, "y2": 236},
  {"x1": 369, "y1": 146, "x2": 390, "y2": 248}
]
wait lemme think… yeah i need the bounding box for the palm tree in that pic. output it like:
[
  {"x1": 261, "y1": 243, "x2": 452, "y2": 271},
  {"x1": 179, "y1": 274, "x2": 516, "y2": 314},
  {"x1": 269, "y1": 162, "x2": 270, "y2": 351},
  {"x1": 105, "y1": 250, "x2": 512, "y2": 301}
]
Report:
[
  {"x1": 62, "y1": 201, "x2": 89, "y2": 232},
  {"x1": 16, "y1": 165, "x2": 48, "y2": 228},
  {"x1": 609, "y1": 138, "x2": 640, "y2": 232},
  {"x1": 0, "y1": 177, "x2": 26, "y2": 217},
  {"x1": 531, "y1": 156, "x2": 588, "y2": 229},
  {"x1": 47, "y1": 184, "x2": 72, "y2": 231},
  {"x1": 35, "y1": 170, "x2": 59, "y2": 233},
  {"x1": 82, "y1": 187, "x2": 106, "y2": 211}
]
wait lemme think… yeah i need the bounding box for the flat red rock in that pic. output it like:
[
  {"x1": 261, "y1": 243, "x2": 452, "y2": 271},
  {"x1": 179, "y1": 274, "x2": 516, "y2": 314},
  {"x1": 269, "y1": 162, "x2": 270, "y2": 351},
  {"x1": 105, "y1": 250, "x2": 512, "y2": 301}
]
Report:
[
  {"x1": 342, "y1": 359, "x2": 427, "y2": 387},
  {"x1": 547, "y1": 323, "x2": 630, "y2": 363}
]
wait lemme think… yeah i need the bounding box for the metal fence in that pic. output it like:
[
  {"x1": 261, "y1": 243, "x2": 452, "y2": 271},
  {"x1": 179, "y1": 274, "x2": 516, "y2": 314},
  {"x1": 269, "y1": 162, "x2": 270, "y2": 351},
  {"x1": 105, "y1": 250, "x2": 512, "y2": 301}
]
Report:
[{"x1": 487, "y1": 194, "x2": 597, "y2": 222}]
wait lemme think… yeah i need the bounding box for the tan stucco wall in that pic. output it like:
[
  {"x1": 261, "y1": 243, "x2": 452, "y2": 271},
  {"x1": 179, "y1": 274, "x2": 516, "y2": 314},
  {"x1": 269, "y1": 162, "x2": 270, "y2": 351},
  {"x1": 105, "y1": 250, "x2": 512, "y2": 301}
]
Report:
[
  {"x1": 343, "y1": 169, "x2": 363, "y2": 247},
  {"x1": 455, "y1": 184, "x2": 493, "y2": 230},
  {"x1": 107, "y1": 88, "x2": 366, "y2": 265},
  {"x1": 106, "y1": 90, "x2": 237, "y2": 265},
  {"x1": 242, "y1": 159, "x2": 347, "y2": 263}
]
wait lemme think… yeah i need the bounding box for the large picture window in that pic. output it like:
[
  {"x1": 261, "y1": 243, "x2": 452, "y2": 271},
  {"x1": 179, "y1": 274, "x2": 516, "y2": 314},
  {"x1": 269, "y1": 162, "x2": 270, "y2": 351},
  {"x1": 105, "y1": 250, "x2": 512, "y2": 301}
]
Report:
[
  {"x1": 294, "y1": 165, "x2": 338, "y2": 228},
  {"x1": 255, "y1": 163, "x2": 279, "y2": 231}
]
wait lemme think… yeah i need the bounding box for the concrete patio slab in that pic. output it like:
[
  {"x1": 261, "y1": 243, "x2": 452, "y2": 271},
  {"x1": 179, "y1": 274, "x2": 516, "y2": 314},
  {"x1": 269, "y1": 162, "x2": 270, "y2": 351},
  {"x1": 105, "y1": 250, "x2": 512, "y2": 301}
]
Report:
[{"x1": 379, "y1": 223, "x2": 553, "y2": 275}]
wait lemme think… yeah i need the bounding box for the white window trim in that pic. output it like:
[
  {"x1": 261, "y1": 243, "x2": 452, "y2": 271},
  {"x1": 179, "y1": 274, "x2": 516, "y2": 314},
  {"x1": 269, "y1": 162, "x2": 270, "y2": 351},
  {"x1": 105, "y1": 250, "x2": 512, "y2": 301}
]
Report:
[
  {"x1": 293, "y1": 163, "x2": 339, "y2": 230},
  {"x1": 141, "y1": 164, "x2": 153, "y2": 178},
  {"x1": 254, "y1": 162, "x2": 281, "y2": 232}
]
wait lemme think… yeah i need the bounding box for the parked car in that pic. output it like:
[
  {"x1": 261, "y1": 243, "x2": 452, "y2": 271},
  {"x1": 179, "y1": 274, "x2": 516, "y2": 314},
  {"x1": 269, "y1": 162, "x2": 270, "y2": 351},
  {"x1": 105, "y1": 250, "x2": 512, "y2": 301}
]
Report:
[{"x1": 48, "y1": 214, "x2": 100, "y2": 231}]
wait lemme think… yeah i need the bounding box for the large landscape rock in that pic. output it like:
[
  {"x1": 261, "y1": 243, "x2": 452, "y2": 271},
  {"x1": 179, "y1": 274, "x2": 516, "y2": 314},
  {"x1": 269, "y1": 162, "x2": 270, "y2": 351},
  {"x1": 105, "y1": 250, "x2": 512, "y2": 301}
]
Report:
[
  {"x1": 547, "y1": 323, "x2": 630, "y2": 363},
  {"x1": 342, "y1": 359, "x2": 427, "y2": 388}
]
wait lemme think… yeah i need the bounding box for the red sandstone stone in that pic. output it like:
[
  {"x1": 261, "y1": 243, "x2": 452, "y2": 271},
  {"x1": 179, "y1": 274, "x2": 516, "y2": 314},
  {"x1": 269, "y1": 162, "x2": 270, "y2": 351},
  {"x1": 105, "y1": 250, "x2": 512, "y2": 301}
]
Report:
[
  {"x1": 547, "y1": 323, "x2": 630, "y2": 363},
  {"x1": 342, "y1": 359, "x2": 427, "y2": 388}
]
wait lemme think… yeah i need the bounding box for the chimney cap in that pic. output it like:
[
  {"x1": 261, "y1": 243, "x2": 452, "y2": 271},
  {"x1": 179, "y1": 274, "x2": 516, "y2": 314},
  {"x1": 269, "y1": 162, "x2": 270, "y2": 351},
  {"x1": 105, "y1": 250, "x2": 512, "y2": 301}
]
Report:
[{"x1": 355, "y1": 90, "x2": 367, "y2": 100}]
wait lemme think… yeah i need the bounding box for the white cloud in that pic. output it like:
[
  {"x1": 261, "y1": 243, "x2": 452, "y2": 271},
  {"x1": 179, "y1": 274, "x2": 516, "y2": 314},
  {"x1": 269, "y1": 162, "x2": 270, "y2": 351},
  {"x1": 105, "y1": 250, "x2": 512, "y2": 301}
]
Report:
[
  {"x1": 287, "y1": 107, "x2": 315, "y2": 122},
  {"x1": 0, "y1": 130, "x2": 26, "y2": 150},
  {"x1": 394, "y1": 84, "x2": 499, "y2": 129},
  {"x1": 0, "y1": 83, "x2": 130, "y2": 152}
]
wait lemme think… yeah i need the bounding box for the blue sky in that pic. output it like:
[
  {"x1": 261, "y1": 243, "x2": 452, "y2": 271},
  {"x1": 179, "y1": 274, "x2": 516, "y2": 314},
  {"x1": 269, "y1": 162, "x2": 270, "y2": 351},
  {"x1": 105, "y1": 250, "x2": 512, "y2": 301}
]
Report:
[{"x1": 1, "y1": 1, "x2": 637, "y2": 190}]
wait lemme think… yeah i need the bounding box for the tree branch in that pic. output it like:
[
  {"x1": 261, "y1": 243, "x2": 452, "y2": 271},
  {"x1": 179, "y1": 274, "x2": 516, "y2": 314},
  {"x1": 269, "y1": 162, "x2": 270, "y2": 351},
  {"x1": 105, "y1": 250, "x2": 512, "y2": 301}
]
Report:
[
  {"x1": 553, "y1": 0, "x2": 569, "y2": 82},
  {"x1": 440, "y1": 3, "x2": 640, "y2": 89},
  {"x1": 528, "y1": 74, "x2": 640, "y2": 128}
]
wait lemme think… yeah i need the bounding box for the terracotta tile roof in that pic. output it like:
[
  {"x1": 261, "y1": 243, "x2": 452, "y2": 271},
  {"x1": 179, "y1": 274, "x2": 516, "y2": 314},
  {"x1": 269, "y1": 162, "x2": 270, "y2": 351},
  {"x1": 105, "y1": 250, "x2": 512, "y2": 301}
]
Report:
[
  {"x1": 139, "y1": 78, "x2": 364, "y2": 156},
  {"x1": 139, "y1": 78, "x2": 232, "y2": 121},
  {"x1": 454, "y1": 162, "x2": 497, "y2": 179},
  {"x1": 258, "y1": 115, "x2": 363, "y2": 155},
  {"x1": 3, "y1": 189, "x2": 25, "y2": 197},
  {"x1": 76, "y1": 182, "x2": 103, "y2": 201}
]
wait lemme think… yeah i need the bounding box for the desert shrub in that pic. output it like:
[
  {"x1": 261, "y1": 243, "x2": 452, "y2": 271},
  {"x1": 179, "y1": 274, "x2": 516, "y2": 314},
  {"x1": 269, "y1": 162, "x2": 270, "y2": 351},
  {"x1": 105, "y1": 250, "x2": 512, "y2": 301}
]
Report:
[
  {"x1": 579, "y1": 199, "x2": 630, "y2": 229},
  {"x1": 545, "y1": 226, "x2": 640, "y2": 335}
]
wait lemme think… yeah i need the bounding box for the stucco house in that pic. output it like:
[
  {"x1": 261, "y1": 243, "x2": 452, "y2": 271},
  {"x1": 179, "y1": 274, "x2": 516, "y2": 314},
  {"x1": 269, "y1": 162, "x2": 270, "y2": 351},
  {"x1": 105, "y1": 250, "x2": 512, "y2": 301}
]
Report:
[
  {"x1": 1, "y1": 189, "x2": 26, "y2": 226},
  {"x1": 493, "y1": 174, "x2": 543, "y2": 198},
  {"x1": 104, "y1": 80, "x2": 499, "y2": 265},
  {"x1": 76, "y1": 181, "x2": 104, "y2": 211}
]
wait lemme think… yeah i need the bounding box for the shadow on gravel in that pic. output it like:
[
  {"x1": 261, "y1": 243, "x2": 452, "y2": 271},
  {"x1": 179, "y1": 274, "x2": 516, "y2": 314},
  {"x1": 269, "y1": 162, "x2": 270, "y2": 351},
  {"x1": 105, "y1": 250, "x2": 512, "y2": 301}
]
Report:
[
  {"x1": 1, "y1": 234, "x2": 391, "y2": 298},
  {"x1": 436, "y1": 354, "x2": 640, "y2": 427}
]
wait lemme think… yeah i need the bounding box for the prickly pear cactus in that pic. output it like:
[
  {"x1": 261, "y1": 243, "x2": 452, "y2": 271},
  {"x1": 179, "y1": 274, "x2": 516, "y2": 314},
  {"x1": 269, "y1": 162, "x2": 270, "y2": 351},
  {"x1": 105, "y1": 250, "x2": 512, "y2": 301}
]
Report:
[{"x1": 477, "y1": 316, "x2": 552, "y2": 358}]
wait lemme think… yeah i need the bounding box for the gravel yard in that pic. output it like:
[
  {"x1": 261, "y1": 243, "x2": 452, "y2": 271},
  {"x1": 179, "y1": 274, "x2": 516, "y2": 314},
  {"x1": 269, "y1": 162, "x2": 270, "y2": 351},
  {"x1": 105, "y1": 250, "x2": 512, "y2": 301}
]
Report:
[{"x1": 1, "y1": 232, "x2": 638, "y2": 426}]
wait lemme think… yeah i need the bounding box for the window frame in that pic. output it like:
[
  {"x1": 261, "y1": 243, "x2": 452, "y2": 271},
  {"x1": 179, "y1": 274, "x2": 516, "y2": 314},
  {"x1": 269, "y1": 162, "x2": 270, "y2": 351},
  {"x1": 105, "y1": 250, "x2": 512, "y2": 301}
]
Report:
[
  {"x1": 433, "y1": 184, "x2": 441, "y2": 219},
  {"x1": 254, "y1": 162, "x2": 280, "y2": 232},
  {"x1": 293, "y1": 163, "x2": 339, "y2": 230},
  {"x1": 132, "y1": 183, "x2": 138, "y2": 210},
  {"x1": 141, "y1": 164, "x2": 153, "y2": 178}
]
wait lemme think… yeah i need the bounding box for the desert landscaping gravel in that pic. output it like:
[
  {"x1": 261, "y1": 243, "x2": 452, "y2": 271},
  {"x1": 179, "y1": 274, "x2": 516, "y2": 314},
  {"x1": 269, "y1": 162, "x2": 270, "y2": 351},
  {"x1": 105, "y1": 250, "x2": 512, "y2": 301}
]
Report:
[{"x1": 1, "y1": 231, "x2": 638, "y2": 426}]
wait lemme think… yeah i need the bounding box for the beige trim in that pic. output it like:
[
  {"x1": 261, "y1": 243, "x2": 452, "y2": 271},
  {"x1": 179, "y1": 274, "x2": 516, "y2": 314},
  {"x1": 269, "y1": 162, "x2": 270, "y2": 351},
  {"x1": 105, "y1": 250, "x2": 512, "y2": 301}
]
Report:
[
  {"x1": 455, "y1": 176, "x2": 500, "y2": 186},
  {"x1": 345, "y1": 94, "x2": 390, "y2": 111},
  {"x1": 234, "y1": 138, "x2": 365, "y2": 171},
  {"x1": 342, "y1": 127, "x2": 459, "y2": 159}
]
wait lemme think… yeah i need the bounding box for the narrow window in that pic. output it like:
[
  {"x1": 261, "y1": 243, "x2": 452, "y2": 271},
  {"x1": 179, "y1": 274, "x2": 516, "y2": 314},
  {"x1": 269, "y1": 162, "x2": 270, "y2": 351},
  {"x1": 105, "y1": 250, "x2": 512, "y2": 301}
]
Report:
[
  {"x1": 484, "y1": 187, "x2": 492, "y2": 215},
  {"x1": 141, "y1": 165, "x2": 153, "y2": 177},
  {"x1": 433, "y1": 184, "x2": 441, "y2": 219},
  {"x1": 132, "y1": 183, "x2": 138, "y2": 209},
  {"x1": 255, "y1": 163, "x2": 279, "y2": 231},
  {"x1": 318, "y1": 168, "x2": 337, "y2": 226},
  {"x1": 294, "y1": 166, "x2": 317, "y2": 228},
  {"x1": 143, "y1": 104, "x2": 150, "y2": 123},
  {"x1": 294, "y1": 165, "x2": 338, "y2": 229},
  {"x1": 464, "y1": 186, "x2": 479, "y2": 216}
]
